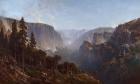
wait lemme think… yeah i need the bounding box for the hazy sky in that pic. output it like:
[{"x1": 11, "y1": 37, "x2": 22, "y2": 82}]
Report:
[{"x1": 0, "y1": 0, "x2": 140, "y2": 30}]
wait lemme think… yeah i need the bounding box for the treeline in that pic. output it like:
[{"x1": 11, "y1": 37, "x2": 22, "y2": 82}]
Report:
[{"x1": 0, "y1": 17, "x2": 79, "y2": 75}]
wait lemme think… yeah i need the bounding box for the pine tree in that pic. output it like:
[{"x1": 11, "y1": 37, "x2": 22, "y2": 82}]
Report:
[
  {"x1": 9, "y1": 20, "x2": 18, "y2": 58},
  {"x1": 0, "y1": 27, "x2": 5, "y2": 48},
  {"x1": 4, "y1": 34, "x2": 9, "y2": 50},
  {"x1": 28, "y1": 32, "x2": 36, "y2": 65},
  {"x1": 30, "y1": 32, "x2": 36, "y2": 48},
  {"x1": 18, "y1": 17, "x2": 28, "y2": 70},
  {"x1": 18, "y1": 17, "x2": 28, "y2": 49}
]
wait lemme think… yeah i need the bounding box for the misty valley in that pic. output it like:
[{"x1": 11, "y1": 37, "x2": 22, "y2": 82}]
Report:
[
  {"x1": 0, "y1": 16, "x2": 140, "y2": 84},
  {"x1": 1, "y1": 0, "x2": 140, "y2": 84}
]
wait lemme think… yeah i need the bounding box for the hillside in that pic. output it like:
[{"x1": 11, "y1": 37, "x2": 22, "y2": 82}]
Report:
[{"x1": 0, "y1": 17, "x2": 100, "y2": 84}]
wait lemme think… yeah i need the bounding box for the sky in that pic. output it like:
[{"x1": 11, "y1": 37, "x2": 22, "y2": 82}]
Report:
[{"x1": 0, "y1": 0, "x2": 140, "y2": 30}]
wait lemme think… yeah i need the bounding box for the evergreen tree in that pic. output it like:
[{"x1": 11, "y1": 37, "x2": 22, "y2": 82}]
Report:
[
  {"x1": 0, "y1": 27, "x2": 5, "y2": 48},
  {"x1": 18, "y1": 17, "x2": 28, "y2": 49},
  {"x1": 27, "y1": 32, "x2": 36, "y2": 65},
  {"x1": 9, "y1": 20, "x2": 18, "y2": 58},
  {"x1": 30, "y1": 32, "x2": 36, "y2": 48},
  {"x1": 18, "y1": 17, "x2": 28, "y2": 70},
  {"x1": 4, "y1": 34, "x2": 9, "y2": 49}
]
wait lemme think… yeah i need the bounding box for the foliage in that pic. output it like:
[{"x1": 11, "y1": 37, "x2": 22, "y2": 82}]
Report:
[
  {"x1": 18, "y1": 17, "x2": 28, "y2": 50},
  {"x1": 9, "y1": 20, "x2": 18, "y2": 57},
  {"x1": 29, "y1": 32, "x2": 36, "y2": 48}
]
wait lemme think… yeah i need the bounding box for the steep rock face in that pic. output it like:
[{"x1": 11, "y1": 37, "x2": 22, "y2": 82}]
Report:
[
  {"x1": 27, "y1": 23, "x2": 63, "y2": 50},
  {"x1": 78, "y1": 41, "x2": 116, "y2": 73},
  {"x1": 78, "y1": 41, "x2": 94, "y2": 71},
  {"x1": 73, "y1": 27, "x2": 114, "y2": 49},
  {"x1": 92, "y1": 31, "x2": 112, "y2": 45},
  {"x1": 0, "y1": 17, "x2": 63, "y2": 50},
  {"x1": 77, "y1": 28, "x2": 114, "y2": 71}
]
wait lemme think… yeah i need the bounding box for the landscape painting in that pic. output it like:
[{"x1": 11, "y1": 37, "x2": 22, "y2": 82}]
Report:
[{"x1": 0, "y1": 0, "x2": 140, "y2": 84}]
